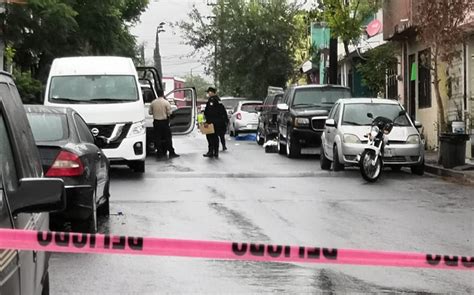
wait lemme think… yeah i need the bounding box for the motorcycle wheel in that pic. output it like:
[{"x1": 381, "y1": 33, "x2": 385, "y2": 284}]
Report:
[{"x1": 359, "y1": 150, "x2": 382, "y2": 183}]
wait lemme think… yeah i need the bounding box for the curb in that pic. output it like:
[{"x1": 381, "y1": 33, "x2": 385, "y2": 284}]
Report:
[{"x1": 425, "y1": 163, "x2": 474, "y2": 185}]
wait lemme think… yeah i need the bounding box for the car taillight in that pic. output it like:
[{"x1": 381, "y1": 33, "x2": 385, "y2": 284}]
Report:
[
  {"x1": 236, "y1": 113, "x2": 242, "y2": 120},
  {"x1": 46, "y1": 150, "x2": 84, "y2": 177}
]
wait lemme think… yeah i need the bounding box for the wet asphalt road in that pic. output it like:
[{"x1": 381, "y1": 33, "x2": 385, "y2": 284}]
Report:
[{"x1": 50, "y1": 131, "x2": 473, "y2": 294}]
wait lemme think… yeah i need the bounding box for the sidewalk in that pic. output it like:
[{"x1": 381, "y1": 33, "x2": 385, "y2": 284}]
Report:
[{"x1": 424, "y1": 151, "x2": 474, "y2": 185}]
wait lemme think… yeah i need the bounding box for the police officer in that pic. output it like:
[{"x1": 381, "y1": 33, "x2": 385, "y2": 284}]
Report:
[
  {"x1": 149, "y1": 89, "x2": 180, "y2": 159},
  {"x1": 203, "y1": 87, "x2": 227, "y2": 158}
]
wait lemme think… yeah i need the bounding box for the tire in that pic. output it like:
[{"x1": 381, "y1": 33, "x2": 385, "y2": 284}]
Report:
[
  {"x1": 320, "y1": 145, "x2": 331, "y2": 170},
  {"x1": 41, "y1": 271, "x2": 50, "y2": 295},
  {"x1": 256, "y1": 126, "x2": 264, "y2": 145},
  {"x1": 98, "y1": 179, "x2": 110, "y2": 217},
  {"x1": 286, "y1": 130, "x2": 300, "y2": 158},
  {"x1": 359, "y1": 150, "x2": 382, "y2": 182},
  {"x1": 130, "y1": 161, "x2": 145, "y2": 173},
  {"x1": 411, "y1": 159, "x2": 425, "y2": 175},
  {"x1": 332, "y1": 145, "x2": 345, "y2": 171},
  {"x1": 391, "y1": 165, "x2": 402, "y2": 172},
  {"x1": 86, "y1": 188, "x2": 98, "y2": 233},
  {"x1": 277, "y1": 131, "x2": 286, "y2": 155}
]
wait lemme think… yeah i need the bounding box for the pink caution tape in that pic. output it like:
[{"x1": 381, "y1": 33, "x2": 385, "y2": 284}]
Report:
[{"x1": 0, "y1": 229, "x2": 472, "y2": 271}]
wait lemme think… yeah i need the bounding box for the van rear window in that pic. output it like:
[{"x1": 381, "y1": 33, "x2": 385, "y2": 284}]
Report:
[{"x1": 49, "y1": 75, "x2": 139, "y2": 104}]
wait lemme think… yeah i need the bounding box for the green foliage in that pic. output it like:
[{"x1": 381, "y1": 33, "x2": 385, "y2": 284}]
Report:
[
  {"x1": 183, "y1": 74, "x2": 212, "y2": 99},
  {"x1": 356, "y1": 44, "x2": 397, "y2": 95},
  {"x1": 178, "y1": 0, "x2": 304, "y2": 98},
  {"x1": 12, "y1": 70, "x2": 43, "y2": 104},
  {"x1": 2, "y1": 0, "x2": 149, "y2": 82},
  {"x1": 322, "y1": 0, "x2": 381, "y2": 55}
]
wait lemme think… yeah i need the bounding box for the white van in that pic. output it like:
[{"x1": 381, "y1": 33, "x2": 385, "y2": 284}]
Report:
[{"x1": 44, "y1": 56, "x2": 147, "y2": 172}]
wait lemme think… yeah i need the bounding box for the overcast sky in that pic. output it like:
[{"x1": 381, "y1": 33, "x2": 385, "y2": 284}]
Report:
[{"x1": 130, "y1": 0, "x2": 212, "y2": 80}]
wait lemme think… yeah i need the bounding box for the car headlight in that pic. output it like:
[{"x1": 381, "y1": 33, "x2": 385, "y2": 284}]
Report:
[
  {"x1": 406, "y1": 134, "x2": 421, "y2": 144},
  {"x1": 295, "y1": 117, "x2": 310, "y2": 127},
  {"x1": 127, "y1": 120, "x2": 146, "y2": 137},
  {"x1": 343, "y1": 133, "x2": 361, "y2": 144}
]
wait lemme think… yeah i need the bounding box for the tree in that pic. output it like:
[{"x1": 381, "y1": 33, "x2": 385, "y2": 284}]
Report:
[
  {"x1": 183, "y1": 74, "x2": 212, "y2": 99},
  {"x1": 356, "y1": 43, "x2": 398, "y2": 96},
  {"x1": 178, "y1": 0, "x2": 304, "y2": 98},
  {"x1": 415, "y1": 0, "x2": 474, "y2": 132},
  {"x1": 320, "y1": 0, "x2": 381, "y2": 56},
  {"x1": 2, "y1": 0, "x2": 149, "y2": 83}
]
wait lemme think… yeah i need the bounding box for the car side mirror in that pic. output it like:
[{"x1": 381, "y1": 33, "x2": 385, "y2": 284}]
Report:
[
  {"x1": 414, "y1": 121, "x2": 422, "y2": 128},
  {"x1": 10, "y1": 178, "x2": 66, "y2": 215},
  {"x1": 367, "y1": 113, "x2": 374, "y2": 119},
  {"x1": 277, "y1": 103, "x2": 289, "y2": 111},
  {"x1": 399, "y1": 110, "x2": 407, "y2": 116},
  {"x1": 325, "y1": 119, "x2": 336, "y2": 127}
]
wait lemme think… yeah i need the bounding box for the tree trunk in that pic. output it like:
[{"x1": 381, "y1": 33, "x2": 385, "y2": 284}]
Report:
[
  {"x1": 432, "y1": 63, "x2": 447, "y2": 134},
  {"x1": 343, "y1": 40, "x2": 350, "y2": 57}
]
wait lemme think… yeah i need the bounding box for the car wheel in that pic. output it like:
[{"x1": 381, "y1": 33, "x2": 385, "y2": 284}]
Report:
[
  {"x1": 277, "y1": 131, "x2": 286, "y2": 155},
  {"x1": 256, "y1": 127, "x2": 264, "y2": 145},
  {"x1": 86, "y1": 188, "x2": 98, "y2": 234},
  {"x1": 130, "y1": 161, "x2": 145, "y2": 173},
  {"x1": 320, "y1": 145, "x2": 331, "y2": 170},
  {"x1": 98, "y1": 178, "x2": 110, "y2": 217},
  {"x1": 333, "y1": 145, "x2": 345, "y2": 171},
  {"x1": 411, "y1": 159, "x2": 425, "y2": 175},
  {"x1": 286, "y1": 130, "x2": 300, "y2": 158},
  {"x1": 41, "y1": 271, "x2": 50, "y2": 295}
]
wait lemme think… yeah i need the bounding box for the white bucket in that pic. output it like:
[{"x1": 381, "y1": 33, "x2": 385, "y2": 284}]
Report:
[{"x1": 452, "y1": 121, "x2": 465, "y2": 134}]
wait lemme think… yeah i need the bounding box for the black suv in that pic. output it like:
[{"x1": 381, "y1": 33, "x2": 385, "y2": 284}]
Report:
[
  {"x1": 277, "y1": 85, "x2": 352, "y2": 158},
  {"x1": 256, "y1": 92, "x2": 284, "y2": 145},
  {"x1": 0, "y1": 71, "x2": 65, "y2": 295}
]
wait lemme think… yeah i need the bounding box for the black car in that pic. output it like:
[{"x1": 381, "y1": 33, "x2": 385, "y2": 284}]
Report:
[
  {"x1": 277, "y1": 85, "x2": 352, "y2": 158},
  {"x1": 256, "y1": 92, "x2": 283, "y2": 145},
  {"x1": 25, "y1": 105, "x2": 110, "y2": 233},
  {"x1": 1, "y1": 72, "x2": 65, "y2": 295}
]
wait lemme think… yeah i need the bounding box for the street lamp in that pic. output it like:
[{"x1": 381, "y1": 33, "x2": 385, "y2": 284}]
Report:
[{"x1": 154, "y1": 22, "x2": 166, "y2": 78}]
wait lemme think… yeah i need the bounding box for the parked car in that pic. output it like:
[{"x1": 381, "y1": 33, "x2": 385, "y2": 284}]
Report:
[
  {"x1": 256, "y1": 92, "x2": 284, "y2": 145},
  {"x1": 0, "y1": 71, "x2": 65, "y2": 295},
  {"x1": 25, "y1": 105, "x2": 111, "y2": 233},
  {"x1": 220, "y1": 97, "x2": 248, "y2": 118},
  {"x1": 320, "y1": 98, "x2": 425, "y2": 174},
  {"x1": 44, "y1": 56, "x2": 147, "y2": 173},
  {"x1": 277, "y1": 84, "x2": 352, "y2": 158},
  {"x1": 229, "y1": 101, "x2": 263, "y2": 137}
]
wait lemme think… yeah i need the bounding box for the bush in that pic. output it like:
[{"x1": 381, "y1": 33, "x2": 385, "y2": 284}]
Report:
[{"x1": 12, "y1": 70, "x2": 44, "y2": 104}]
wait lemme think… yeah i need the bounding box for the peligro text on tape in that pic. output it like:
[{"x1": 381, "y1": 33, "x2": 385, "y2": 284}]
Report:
[{"x1": 0, "y1": 229, "x2": 472, "y2": 271}]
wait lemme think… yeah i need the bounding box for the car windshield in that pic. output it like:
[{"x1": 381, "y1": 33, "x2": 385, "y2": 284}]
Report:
[
  {"x1": 221, "y1": 98, "x2": 245, "y2": 109},
  {"x1": 241, "y1": 103, "x2": 262, "y2": 113},
  {"x1": 49, "y1": 75, "x2": 139, "y2": 103},
  {"x1": 342, "y1": 103, "x2": 411, "y2": 126},
  {"x1": 293, "y1": 88, "x2": 351, "y2": 107},
  {"x1": 26, "y1": 113, "x2": 69, "y2": 142}
]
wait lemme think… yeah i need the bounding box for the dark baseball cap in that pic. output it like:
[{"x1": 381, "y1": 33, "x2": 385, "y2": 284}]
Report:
[{"x1": 206, "y1": 87, "x2": 217, "y2": 93}]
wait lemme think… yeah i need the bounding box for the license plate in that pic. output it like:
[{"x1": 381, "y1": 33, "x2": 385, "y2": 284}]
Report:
[
  {"x1": 248, "y1": 125, "x2": 257, "y2": 129},
  {"x1": 385, "y1": 148, "x2": 393, "y2": 157}
]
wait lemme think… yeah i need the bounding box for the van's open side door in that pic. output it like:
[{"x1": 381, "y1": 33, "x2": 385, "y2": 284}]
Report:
[
  {"x1": 136, "y1": 67, "x2": 163, "y2": 93},
  {"x1": 166, "y1": 88, "x2": 197, "y2": 135}
]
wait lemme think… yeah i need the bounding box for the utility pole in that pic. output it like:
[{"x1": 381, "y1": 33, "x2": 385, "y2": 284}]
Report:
[{"x1": 153, "y1": 22, "x2": 166, "y2": 79}]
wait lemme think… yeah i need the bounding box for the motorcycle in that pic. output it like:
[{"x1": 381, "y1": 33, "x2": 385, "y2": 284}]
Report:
[{"x1": 358, "y1": 113, "x2": 394, "y2": 183}]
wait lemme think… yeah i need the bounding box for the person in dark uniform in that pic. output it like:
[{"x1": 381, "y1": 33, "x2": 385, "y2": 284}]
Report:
[
  {"x1": 149, "y1": 89, "x2": 180, "y2": 159},
  {"x1": 213, "y1": 93, "x2": 229, "y2": 151},
  {"x1": 203, "y1": 87, "x2": 227, "y2": 158}
]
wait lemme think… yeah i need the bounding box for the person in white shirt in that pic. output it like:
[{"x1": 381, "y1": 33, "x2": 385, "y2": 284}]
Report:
[{"x1": 149, "y1": 89, "x2": 180, "y2": 159}]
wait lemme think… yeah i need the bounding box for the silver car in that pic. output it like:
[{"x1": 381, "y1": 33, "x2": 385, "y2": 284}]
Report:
[
  {"x1": 321, "y1": 98, "x2": 425, "y2": 174},
  {"x1": 229, "y1": 100, "x2": 263, "y2": 137}
]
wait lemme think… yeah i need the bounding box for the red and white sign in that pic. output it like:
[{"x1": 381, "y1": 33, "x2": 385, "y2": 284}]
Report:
[{"x1": 366, "y1": 19, "x2": 382, "y2": 37}]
